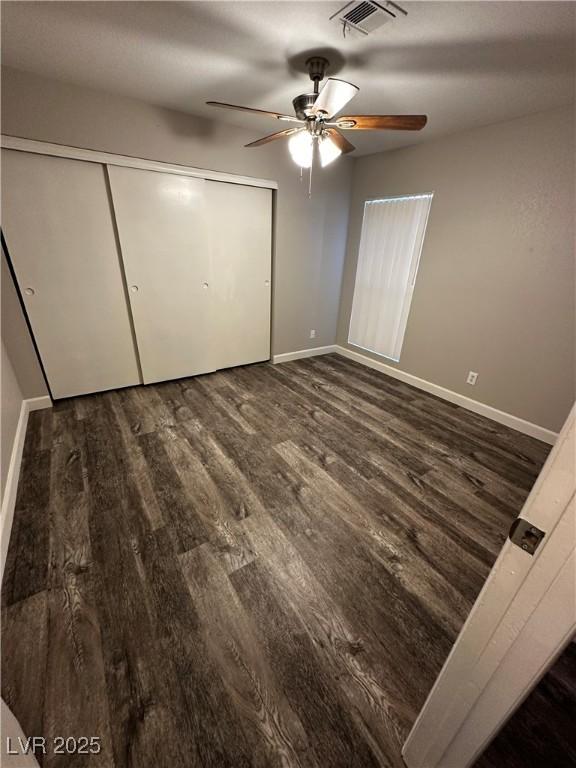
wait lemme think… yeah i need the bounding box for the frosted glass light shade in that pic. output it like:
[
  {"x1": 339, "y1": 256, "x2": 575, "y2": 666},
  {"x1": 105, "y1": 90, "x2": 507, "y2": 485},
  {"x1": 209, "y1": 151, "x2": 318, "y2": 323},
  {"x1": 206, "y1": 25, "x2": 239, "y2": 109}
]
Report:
[
  {"x1": 288, "y1": 131, "x2": 313, "y2": 168},
  {"x1": 319, "y1": 136, "x2": 342, "y2": 167},
  {"x1": 312, "y1": 78, "x2": 359, "y2": 118}
]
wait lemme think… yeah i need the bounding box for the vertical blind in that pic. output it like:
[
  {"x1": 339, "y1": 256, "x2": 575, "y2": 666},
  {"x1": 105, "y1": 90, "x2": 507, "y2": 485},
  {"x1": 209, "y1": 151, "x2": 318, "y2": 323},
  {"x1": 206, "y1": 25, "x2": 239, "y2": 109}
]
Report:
[{"x1": 348, "y1": 193, "x2": 433, "y2": 361}]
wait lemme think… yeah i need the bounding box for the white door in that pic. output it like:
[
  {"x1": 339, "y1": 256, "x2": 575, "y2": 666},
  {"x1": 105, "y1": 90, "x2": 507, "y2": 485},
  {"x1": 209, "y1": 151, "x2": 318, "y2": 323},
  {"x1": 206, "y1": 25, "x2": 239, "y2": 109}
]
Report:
[
  {"x1": 207, "y1": 181, "x2": 272, "y2": 370},
  {"x1": 1, "y1": 150, "x2": 140, "y2": 399},
  {"x1": 108, "y1": 166, "x2": 213, "y2": 384},
  {"x1": 403, "y1": 404, "x2": 576, "y2": 768}
]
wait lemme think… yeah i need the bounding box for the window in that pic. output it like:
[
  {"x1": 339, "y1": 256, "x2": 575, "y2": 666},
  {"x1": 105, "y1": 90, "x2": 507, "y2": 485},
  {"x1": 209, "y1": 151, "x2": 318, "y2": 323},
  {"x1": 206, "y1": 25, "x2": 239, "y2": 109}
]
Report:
[{"x1": 348, "y1": 193, "x2": 433, "y2": 362}]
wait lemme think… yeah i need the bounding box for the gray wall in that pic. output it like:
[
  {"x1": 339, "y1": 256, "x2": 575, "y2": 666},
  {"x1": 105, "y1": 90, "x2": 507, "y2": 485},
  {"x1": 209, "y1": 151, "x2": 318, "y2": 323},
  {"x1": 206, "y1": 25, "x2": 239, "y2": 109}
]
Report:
[
  {"x1": 1, "y1": 66, "x2": 353, "y2": 357},
  {"x1": 337, "y1": 107, "x2": 575, "y2": 432}
]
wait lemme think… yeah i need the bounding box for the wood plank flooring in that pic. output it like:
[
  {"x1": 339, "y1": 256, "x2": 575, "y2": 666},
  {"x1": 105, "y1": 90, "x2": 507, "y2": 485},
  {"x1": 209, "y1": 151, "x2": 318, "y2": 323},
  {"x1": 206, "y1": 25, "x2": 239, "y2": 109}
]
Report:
[
  {"x1": 476, "y1": 639, "x2": 576, "y2": 768},
  {"x1": 2, "y1": 354, "x2": 553, "y2": 767}
]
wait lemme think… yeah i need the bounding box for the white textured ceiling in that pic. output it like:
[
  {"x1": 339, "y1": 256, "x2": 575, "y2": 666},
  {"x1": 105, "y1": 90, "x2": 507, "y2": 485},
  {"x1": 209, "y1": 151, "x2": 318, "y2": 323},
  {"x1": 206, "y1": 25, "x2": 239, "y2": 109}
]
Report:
[{"x1": 2, "y1": 1, "x2": 574, "y2": 156}]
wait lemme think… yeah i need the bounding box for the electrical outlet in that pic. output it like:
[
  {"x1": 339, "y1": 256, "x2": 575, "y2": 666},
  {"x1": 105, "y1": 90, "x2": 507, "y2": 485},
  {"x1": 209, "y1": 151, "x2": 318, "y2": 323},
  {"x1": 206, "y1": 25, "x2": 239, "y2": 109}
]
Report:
[
  {"x1": 310, "y1": 329, "x2": 316, "y2": 339},
  {"x1": 467, "y1": 371, "x2": 478, "y2": 385}
]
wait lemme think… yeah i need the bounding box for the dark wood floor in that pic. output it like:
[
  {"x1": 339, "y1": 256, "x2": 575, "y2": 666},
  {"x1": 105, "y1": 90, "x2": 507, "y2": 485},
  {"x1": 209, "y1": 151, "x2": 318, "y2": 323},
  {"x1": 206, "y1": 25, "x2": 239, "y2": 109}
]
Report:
[
  {"x1": 476, "y1": 639, "x2": 576, "y2": 768},
  {"x1": 2, "y1": 354, "x2": 552, "y2": 767}
]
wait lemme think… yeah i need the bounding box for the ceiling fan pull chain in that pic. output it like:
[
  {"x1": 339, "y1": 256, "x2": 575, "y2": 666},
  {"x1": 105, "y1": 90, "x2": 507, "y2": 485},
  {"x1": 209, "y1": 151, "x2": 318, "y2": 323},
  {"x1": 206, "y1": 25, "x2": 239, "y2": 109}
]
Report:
[{"x1": 308, "y1": 155, "x2": 313, "y2": 198}]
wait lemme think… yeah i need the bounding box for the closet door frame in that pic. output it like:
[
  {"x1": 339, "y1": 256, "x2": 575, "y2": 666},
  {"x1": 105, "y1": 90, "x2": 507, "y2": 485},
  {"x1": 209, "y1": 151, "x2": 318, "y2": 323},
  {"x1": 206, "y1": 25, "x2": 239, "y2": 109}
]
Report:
[
  {"x1": 1, "y1": 135, "x2": 278, "y2": 190},
  {"x1": 1, "y1": 134, "x2": 278, "y2": 395},
  {"x1": 1, "y1": 233, "x2": 53, "y2": 399}
]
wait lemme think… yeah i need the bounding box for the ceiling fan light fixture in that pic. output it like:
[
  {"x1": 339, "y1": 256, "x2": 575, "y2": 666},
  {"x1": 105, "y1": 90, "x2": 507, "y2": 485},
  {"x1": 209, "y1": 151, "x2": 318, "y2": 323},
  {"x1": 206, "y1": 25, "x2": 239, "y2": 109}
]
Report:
[
  {"x1": 319, "y1": 134, "x2": 342, "y2": 167},
  {"x1": 288, "y1": 131, "x2": 313, "y2": 168},
  {"x1": 207, "y1": 54, "x2": 427, "y2": 177}
]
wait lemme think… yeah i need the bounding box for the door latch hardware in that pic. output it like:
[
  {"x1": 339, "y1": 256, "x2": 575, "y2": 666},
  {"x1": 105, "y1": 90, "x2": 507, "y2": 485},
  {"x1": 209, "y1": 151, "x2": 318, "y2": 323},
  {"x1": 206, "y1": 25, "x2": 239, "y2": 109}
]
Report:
[{"x1": 508, "y1": 518, "x2": 545, "y2": 556}]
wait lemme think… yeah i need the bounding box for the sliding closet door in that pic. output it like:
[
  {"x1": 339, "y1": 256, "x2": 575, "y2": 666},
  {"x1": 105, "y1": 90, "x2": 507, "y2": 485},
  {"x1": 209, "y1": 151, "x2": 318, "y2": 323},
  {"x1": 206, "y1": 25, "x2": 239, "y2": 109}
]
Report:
[
  {"x1": 207, "y1": 181, "x2": 272, "y2": 369},
  {"x1": 108, "y1": 166, "x2": 213, "y2": 384},
  {"x1": 1, "y1": 150, "x2": 140, "y2": 399}
]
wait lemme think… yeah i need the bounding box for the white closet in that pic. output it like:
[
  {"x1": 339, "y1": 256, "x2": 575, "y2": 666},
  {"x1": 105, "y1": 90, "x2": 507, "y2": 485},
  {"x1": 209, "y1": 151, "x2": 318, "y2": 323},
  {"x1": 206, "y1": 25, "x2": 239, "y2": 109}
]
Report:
[
  {"x1": 1, "y1": 150, "x2": 141, "y2": 399},
  {"x1": 1, "y1": 145, "x2": 274, "y2": 398},
  {"x1": 108, "y1": 167, "x2": 213, "y2": 384},
  {"x1": 206, "y1": 180, "x2": 272, "y2": 372},
  {"x1": 108, "y1": 167, "x2": 272, "y2": 384}
]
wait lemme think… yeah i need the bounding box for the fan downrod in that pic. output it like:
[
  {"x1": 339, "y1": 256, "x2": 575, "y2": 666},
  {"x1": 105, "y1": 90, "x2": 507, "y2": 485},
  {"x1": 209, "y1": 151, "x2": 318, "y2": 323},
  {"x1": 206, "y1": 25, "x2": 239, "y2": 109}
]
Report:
[
  {"x1": 305, "y1": 56, "x2": 329, "y2": 94},
  {"x1": 292, "y1": 56, "x2": 330, "y2": 120}
]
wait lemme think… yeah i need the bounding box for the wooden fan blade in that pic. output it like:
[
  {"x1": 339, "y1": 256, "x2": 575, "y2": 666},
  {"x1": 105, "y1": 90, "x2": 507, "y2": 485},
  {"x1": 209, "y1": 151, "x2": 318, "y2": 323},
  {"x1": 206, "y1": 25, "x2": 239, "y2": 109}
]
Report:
[
  {"x1": 245, "y1": 128, "x2": 302, "y2": 148},
  {"x1": 324, "y1": 128, "x2": 355, "y2": 155},
  {"x1": 334, "y1": 115, "x2": 428, "y2": 131},
  {"x1": 206, "y1": 101, "x2": 302, "y2": 123}
]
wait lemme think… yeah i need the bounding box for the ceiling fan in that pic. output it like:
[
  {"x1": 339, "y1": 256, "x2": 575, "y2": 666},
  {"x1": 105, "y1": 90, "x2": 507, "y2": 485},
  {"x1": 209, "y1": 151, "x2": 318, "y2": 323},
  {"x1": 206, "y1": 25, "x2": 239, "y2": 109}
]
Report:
[{"x1": 207, "y1": 56, "x2": 427, "y2": 169}]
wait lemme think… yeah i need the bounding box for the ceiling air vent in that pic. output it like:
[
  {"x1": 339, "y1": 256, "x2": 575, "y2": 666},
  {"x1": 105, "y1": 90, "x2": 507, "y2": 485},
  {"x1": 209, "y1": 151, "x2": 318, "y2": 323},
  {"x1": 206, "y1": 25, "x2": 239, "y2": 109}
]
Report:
[{"x1": 330, "y1": 1, "x2": 407, "y2": 35}]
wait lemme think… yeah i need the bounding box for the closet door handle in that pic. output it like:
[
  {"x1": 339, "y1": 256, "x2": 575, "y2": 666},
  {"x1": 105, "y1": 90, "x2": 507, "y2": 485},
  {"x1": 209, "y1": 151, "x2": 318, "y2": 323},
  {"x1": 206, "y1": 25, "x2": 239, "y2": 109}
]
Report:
[
  {"x1": 264, "y1": 280, "x2": 270, "y2": 287},
  {"x1": 130, "y1": 285, "x2": 139, "y2": 293},
  {"x1": 24, "y1": 287, "x2": 36, "y2": 296},
  {"x1": 202, "y1": 282, "x2": 209, "y2": 289}
]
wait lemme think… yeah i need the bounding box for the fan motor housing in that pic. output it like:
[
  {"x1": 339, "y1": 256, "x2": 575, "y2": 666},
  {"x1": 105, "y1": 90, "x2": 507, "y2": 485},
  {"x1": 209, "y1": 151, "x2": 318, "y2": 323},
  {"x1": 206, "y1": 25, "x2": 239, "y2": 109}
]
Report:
[{"x1": 292, "y1": 93, "x2": 319, "y2": 120}]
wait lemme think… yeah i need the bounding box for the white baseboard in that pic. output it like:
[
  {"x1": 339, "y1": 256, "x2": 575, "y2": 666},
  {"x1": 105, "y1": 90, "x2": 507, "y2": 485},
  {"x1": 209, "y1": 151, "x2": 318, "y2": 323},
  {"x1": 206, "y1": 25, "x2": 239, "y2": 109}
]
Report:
[
  {"x1": 273, "y1": 343, "x2": 558, "y2": 444},
  {"x1": 335, "y1": 346, "x2": 558, "y2": 445},
  {"x1": 26, "y1": 395, "x2": 53, "y2": 412},
  {"x1": 0, "y1": 395, "x2": 52, "y2": 583},
  {"x1": 272, "y1": 345, "x2": 338, "y2": 364}
]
